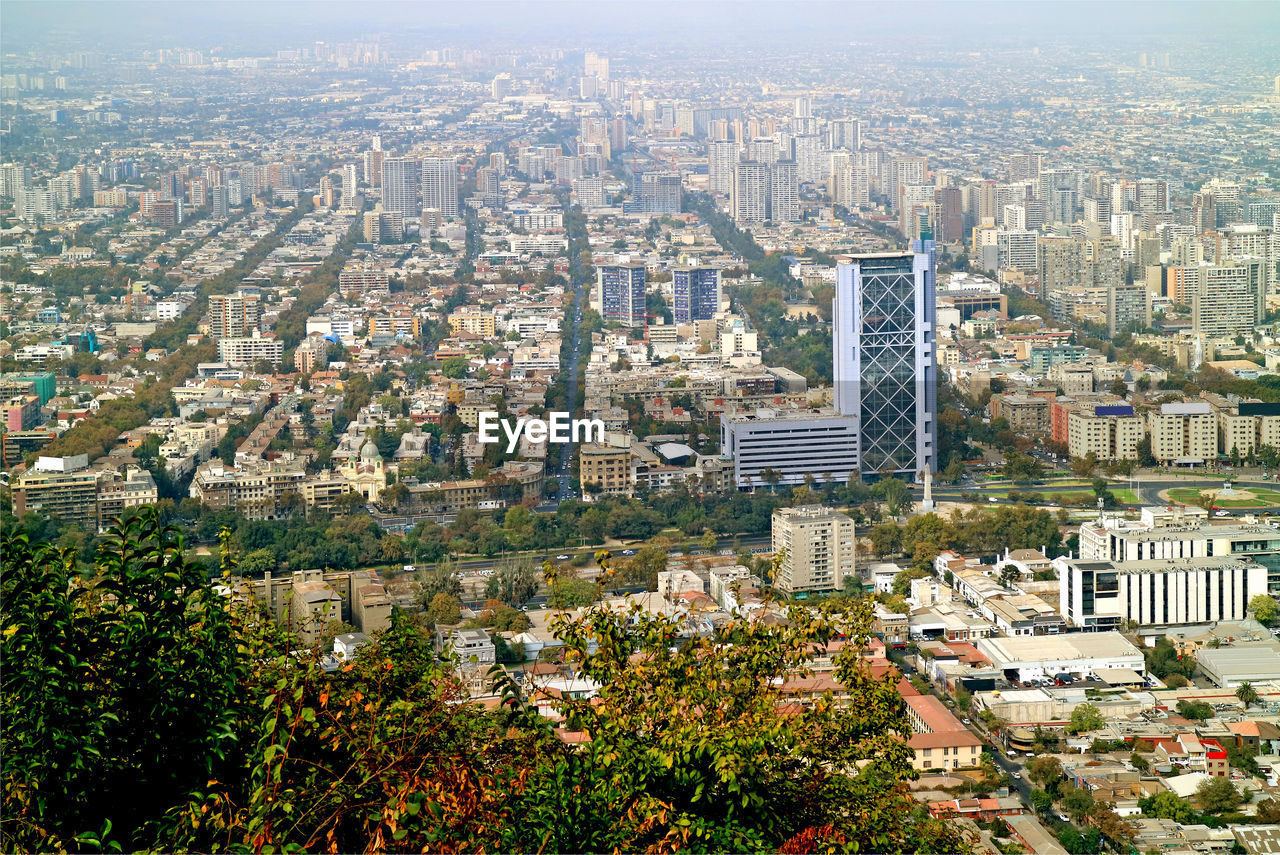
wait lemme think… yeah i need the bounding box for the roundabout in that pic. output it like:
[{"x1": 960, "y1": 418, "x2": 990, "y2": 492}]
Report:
[{"x1": 1161, "y1": 480, "x2": 1280, "y2": 509}]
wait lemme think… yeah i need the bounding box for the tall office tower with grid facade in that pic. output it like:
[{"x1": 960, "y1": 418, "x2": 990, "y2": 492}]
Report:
[{"x1": 833, "y1": 241, "x2": 937, "y2": 476}]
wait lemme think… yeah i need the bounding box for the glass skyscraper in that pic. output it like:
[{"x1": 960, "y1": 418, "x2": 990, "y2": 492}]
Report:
[{"x1": 833, "y1": 240, "x2": 937, "y2": 477}]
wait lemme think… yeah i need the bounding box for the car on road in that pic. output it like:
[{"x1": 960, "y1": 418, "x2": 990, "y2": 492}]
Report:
[
  {"x1": 669, "y1": 551, "x2": 684, "y2": 558},
  {"x1": 1012, "y1": 772, "x2": 1022, "y2": 780},
  {"x1": 1215, "y1": 510, "x2": 1230, "y2": 517},
  {"x1": 962, "y1": 718, "x2": 971, "y2": 725},
  {"x1": 690, "y1": 549, "x2": 709, "y2": 556},
  {"x1": 621, "y1": 549, "x2": 636, "y2": 556},
  {"x1": 556, "y1": 554, "x2": 571, "y2": 561},
  {"x1": 718, "y1": 549, "x2": 734, "y2": 556},
  {"x1": 1057, "y1": 813, "x2": 1070, "y2": 823}
]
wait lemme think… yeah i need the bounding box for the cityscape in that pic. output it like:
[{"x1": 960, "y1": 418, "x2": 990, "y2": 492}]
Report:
[{"x1": 2, "y1": 1, "x2": 1280, "y2": 852}]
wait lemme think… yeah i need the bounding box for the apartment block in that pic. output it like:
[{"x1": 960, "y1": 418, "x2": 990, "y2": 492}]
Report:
[
  {"x1": 1067, "y1": 405, "x2": 1143, "y2": 461},
  {"x1": 579, "y1": 442, "x2": 632, "y2": 496},
  {"x1": 1148, "y1": 402, "x2": 1218, "y2": 464},
  {"x1": 771, "y1": 505, "x2": 856, "y2": 595}
]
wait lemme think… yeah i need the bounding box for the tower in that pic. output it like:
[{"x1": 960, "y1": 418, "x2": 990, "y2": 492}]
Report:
[
  {"x1": 420, "y1": 156, "x2": 458, "y2": 218},
  {"x1": 380, "y1": 157, "x2": 419, "y2": 217},
  {"x1": 595, "y1": 264, "x2": 646, "y2": 328},
  {"x1": 708, "y1": 140, "x2": 738, "y2": 195},
  {"x1": 672, "y1": 267, "x2": 722, "y2": 323},
  {"x1": 732, "y1": 161, "x2": 769, "y2": 226},
  {"x1": 833, "y1": 242, "x2": 938, "y2": 476}
]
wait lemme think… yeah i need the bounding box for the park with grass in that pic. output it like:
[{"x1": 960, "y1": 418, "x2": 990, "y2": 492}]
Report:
[{"x1": 1164, "y1": 484, "x2": 1280, "y2": 508}]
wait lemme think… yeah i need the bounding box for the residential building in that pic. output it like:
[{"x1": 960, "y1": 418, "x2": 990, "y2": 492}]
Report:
[
  {"x1": 579, "y1": 442, "x2": 632, "y2": 496},
  {"x1": 1067, "y1": 405, "x2": 1143, "y2": 461},
  {"x1": 11, "y1": 455, "x2": 99, "y2": 529},
  {"x1": 638, "y1": 171, "x2": 680, "y2": 213},
  {"x1": 771, "y1": 505, "x2": 856, "y2": 595},
  {"x1": 448, "y1": 312, "x2": 496, "y2": 337},
  {"x1": 731, "y1": 160, "x2": 769, "y2": 226},
  {"x1": 208, "y1": 292, "x2": 260, "y2": 339},
  {"x1": 595, "y1": 264, "x2": 646, "y2": 328},
  {"x1": 1148, "y1": 402, "x2": 1218, "y2": 464},
  {"x1": 421, "y1": 156, "x2": 459, "y2": 218},
  {"x1": 248, "y1": 568, "x2": 391, "y2": 647},
  {"x1": 218, "y1": 330, "x2": 284, "y2": 367},
  {"x1": 671, "y1": 266, "x2": 721, "y2": 323},
  {"x1": 381, "y1": 157, "x2": 420, "y2": 218}
]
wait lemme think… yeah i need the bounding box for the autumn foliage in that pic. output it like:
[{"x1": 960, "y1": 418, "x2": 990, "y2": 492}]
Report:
[{"x1": 2, "y1": 510, "x2": 970, "y2": 853}]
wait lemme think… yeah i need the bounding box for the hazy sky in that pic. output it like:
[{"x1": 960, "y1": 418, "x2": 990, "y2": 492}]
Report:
[{"x1": 4, "y1": 1, "x2": 1279, "y2": 53}]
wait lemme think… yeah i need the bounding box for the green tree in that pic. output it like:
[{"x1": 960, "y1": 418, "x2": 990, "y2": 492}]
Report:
[
  {"x1": 424, "y1": 592, "x2": 463, "y2": 627},
  {"x1": 1062, "y1": 785, "x2": 1095, "y2": 819},
  {"x1": 2, "y1": 511, "x2": 242, "y2": 852},
  {"x1": 1028, "y1": 756, "x2": 1064, "y2": 791},
  {"x1": 1249, "y1": 594, "x2": 1279, "y2": 626},
  {"x1": 1030, "y1": 789, "x2": 1053, "y2": 813},
  {"x1": 1236, "y1": 681, "x2": 1260, "y2": 709},
  {"x1": 1196, "y1": 777, "x2": 1242, "y2": 814},
  {"x1": 1176, "y1": 699, "x2": 1214, "y2": 721},
  {"x1": 1139, "y1": 791, "x2": 1195, "y2": 822},
  {"x1": 441, "y1": 356, "x2": 470, "y2": 378},
  {"x1": 1068, "y1": 702, "x2": 1105, "y2": 734}
]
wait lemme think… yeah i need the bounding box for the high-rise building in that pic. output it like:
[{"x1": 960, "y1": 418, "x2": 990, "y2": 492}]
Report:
[
  {"x1": 595, "y1": 264, "x2": 646, "y2": 328},
  {"x1": 584, "y1": 51, "x2": 609, "y2": 81},
  {"x1": 672, "y1": 267, "x2": 721, "y2": 323},
  {"x1": 573, "y1": 176, "x2": 605, "y2": 208},
  {"x1": 833, "y1": 243, "x2": 938, "y2": 476},
  {"x1": 477, "y1": 166, "x2": 502, "y2": 209},
  {"x1": 208, "y1": 292, "x2": 261, "y2": 339},
  {"x1": 380, "y1": 157, "x2": 419, "y2": 217},
  {"x1": 771, "y1": 506, "x2": 856, "y2": 595},
  {"x1": 420, "y1": 156, "x2": 458, "y2": 218},
  {"x1": 210, "y1": 185, "x2": 231, "y2": 219},
  {"x1": 707, "y1": 141, "x2": 738, "y2": 195},
  {"x1": 1040, "y1": 169, "x2": 1080, "y2": 224},
  {"x1": 792, "y1": 134, "x2": 825, "y2": 182},
  {"x1": 1191, "y1": 259, "x2": 1266, "y2": 339},
  {"x1": 363, "y1": 146, "x2": 384, "y2": 188},
  {"x1": 732, "y1": 160, "x2": 769, "y2": 226},
  {"x1": 638, "y1": 171, "x2": 681, "y2": 213},
  {"x1": 341, "y1": 164, "x2": 358, "y2": 202},
  {"x1": 933, "y1": 186, "x2": 964, "y2": 243},
  {"x1": 889, "y1": 157, "x2": 927, "y2": 211},
  {"x1": 768, "y1": 160, "x2": 799, "y2": 223},
  {"x1": 1008, "y1": 153, "x2": 1043, "y2": 183},
  {"x1": 829, "y1": 118, "x2": 861, "y2": 151},
  {"x1": 363, "y1": 209, "x2": 404, "y2": 243},
  {"x1": 490, "y1": 73, "x2": 512, "y2": 100},
  {"x1": 748, "y1": 137, "x2": 778, "y2": 166}
]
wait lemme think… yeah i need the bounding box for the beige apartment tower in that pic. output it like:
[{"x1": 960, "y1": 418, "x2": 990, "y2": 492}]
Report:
[{"x1": 771, "y1": 506, "x2": 856, "y2": 595}]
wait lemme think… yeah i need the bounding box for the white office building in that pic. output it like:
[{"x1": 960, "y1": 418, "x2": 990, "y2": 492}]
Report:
[
  {"x1": 720, "y1": 409, "x2": 859, "y2": 489},
  {"x1": 1057, "y1": 555, "x2": 1268, "y2": 629}
]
